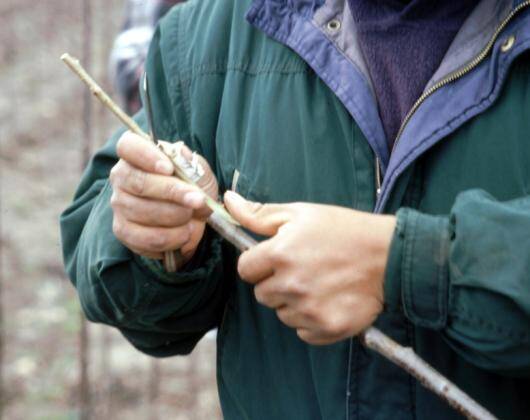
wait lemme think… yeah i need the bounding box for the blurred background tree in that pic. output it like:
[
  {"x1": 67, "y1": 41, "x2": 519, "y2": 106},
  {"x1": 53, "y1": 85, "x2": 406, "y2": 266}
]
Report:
[{"x1": 0, "y1": 1, "x2": 220, "y2": 418}]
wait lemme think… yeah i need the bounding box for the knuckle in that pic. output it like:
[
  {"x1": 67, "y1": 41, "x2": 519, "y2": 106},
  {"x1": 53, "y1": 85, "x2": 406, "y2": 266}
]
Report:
[
  {"x1": 269, "y1": 242, "x2": 289, "y2": 265},
  {"x1": 284, "y1": 278, "x2": 306, "y2": 297},
  {"x1": 110, "y1": 191, "x2": 120, "y2": 209},
  {"x1": 112, "y1": 218, "x2": 125, "y2": 240},
  {"x1": 281, "y1": 277, "x2": 295, "y2": 294},
  {"x1": 176, "y1": 207, "x2": 193, "y2": 223},
  {"x1": 178, "y1": 226, "x2": 192, "y2": 243},
  {"x1": 128, "y1": 168, "x2": 147, "y2": 195},
  {"x1": 324, "y1": 315, "x2": 348, "y2": 337},
  {"x1": 269, "y1": 281, "x2": 285, "y2": 296},
  {"x1": 148, "y1": 232, "x2": 168, "y2": 251},
  {"x1": 116, "y1": 134, "x2": 129, "y2": 157},
  {"x1": 109, "y1": 168, "x2": 116, "y2": 184},
  {"x1": 237, "y1": 256, "x2": 250, "y2": 279},
  {"x1": 254, "y1": 285, "x2": 266, "y2": 305},
  {"x1": 296, "y1": 329, "x2": 313, "y2": 343},
  {"x1": 164, "y1": 181, "x2": 181, "y2": 202},
  {"x1": 109, "y1": 163, "x2": 122, "y2": 185},
  {"x1": 250, "y1": 201, "x2": 265, "y2": 215},
  {"x1": 300, "y1": 301, "x2": 319, "y2": 321}
]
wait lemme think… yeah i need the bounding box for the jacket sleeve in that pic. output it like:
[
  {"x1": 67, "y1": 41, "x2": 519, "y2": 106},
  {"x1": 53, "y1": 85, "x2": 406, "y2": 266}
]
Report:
[
  {"x1": 384, "y1": 189, "x2": 530, "y2": 376},
  {"x1": 60, "y1": 24, "x2": 233, "y2": 357}
]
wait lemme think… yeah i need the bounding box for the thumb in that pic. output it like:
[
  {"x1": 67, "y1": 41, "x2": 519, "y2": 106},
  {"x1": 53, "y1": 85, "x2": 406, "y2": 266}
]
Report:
[{"x1": 224, "y1": 191, "x2": 292, "y2": 236}]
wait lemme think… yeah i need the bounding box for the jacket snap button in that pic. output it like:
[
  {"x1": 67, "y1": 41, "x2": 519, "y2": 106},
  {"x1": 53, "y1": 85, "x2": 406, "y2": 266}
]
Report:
[
  {"x1": 327, "y1": 19, "x2": 341, "y2": 32},
  {"x1": 501, "y1": 35, "x2": 515, "y2": 53}
]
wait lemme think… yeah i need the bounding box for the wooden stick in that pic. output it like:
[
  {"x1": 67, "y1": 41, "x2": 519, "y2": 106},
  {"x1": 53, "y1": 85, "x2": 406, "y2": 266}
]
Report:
[
  {"x1": 361, "y1": 328, "x2": 495, "y2": 420},
  {"x1": 61, "y1": 53, "x2": 238, "y2": 228},
  {"x1": 62, "y1": 53, "x2": 147, "y2": 141},
  {"x1": 61, "y1": 53, "x2": 497, "y2": 420}
]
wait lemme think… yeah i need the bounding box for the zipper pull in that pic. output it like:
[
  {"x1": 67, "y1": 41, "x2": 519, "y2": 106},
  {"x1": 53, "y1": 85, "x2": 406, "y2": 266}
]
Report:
[{"x1": 375, "y1": 157, "x2": 382, "y2": 197}]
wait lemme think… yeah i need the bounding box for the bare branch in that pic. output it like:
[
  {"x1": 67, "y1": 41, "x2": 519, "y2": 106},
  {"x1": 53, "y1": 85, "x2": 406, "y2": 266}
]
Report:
[
  {"x1": 61, "y1": 53, "x2": 148, "y2": 141},
  {"x1": 361, "y1": 328, "x2": 495, "y2": 420}
]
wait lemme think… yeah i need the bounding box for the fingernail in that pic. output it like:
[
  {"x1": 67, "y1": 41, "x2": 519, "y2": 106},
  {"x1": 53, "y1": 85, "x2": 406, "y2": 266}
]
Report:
[
  {"x1": 188, "y1": 223, "x2": 195, "y2": 233},
  {"x1": 155, "y1": 160, "x2": 174, "y2": 174},
  {"x1": 183, "y1": 191, "x2": 205, "y2": 208}
]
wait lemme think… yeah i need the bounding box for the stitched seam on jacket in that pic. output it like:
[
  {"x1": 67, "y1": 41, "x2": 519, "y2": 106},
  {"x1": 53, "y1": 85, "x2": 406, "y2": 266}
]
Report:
[
  {"x1": 176, "y1": 8, "x2": 192, "y2": 140},
  {"x1": 126, "y1": 282, "x2": 159, "y2": 327},
  {"x1": 87, "y1": 182, "x2": 144, "y2": 326},
  {"x1": 253, "y1": 19, "x2": 383, "y2": 160},
  {"x1": 354, "y1": 340, "x2": 360, "y2": 420},
  {"x1": 451, "y1": 307, "x2": 530, "y2": 340},
  {"x1": 436, "y1": 219, "x2": 449, "y2": 327},
  {"x1": 383, "y1": 213, "x2": 405, "y2": 314},
  {"x1": 433, "y1": 218, "x2": 443, "y2": 327},
  {"x1": 349, "y1": 122, "x2": 360, "y2": 209},
  {"x1": 309, "y1": 15, "x2": 373, "y2": 93},
  {"x1": 402, "y1": 211, "x2": 416, "y2": 323},
  {"x1": 345, "y1": 339, "x2": 353, "y2": 420},
  {"x1": 179, "y1": 66, "x2": 309, "y2": 83},
  {"x1": 406, "y1": 321, "x2": 417, "y2": 419}
]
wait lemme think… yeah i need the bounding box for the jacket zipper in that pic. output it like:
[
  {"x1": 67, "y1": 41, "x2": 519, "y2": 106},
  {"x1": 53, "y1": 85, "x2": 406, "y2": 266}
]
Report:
[{"x1": 375, "y1": 0, "x2": 530, "y2": 196}]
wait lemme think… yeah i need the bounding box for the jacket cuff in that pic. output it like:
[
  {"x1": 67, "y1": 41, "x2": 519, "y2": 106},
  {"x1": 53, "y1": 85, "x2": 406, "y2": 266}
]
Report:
[
  {"x1": 384, "y1": 208, "x2": 451, "y2": 330},
  {"x1": 135, "y1": 227, "x2": 223, "y2": 285}
]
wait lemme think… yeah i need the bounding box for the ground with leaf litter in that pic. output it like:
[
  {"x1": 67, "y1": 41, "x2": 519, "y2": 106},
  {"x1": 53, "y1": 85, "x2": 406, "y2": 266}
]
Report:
[{"x1": 0, "y1": 1, "x2": 221, "y2": 418}]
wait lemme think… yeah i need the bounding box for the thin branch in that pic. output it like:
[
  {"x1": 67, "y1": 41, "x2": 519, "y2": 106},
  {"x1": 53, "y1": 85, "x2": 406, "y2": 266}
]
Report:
[
  {"x1": 361, "y1": 328, "x2": 495, "y2": 420},
  {"x1": 61, "y1": 53, "x2": 497, "y2": 420},
  {"x1": 62, "y1": 54, "x2": 147, "y2": 141}
]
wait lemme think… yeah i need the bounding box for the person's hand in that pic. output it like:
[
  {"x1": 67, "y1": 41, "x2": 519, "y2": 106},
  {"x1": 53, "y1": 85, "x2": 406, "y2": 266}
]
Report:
[
  {"x1": 224, "y1": 191, "x2": 396, "y2": 345},
  {"x1": 109, "y1": 131, "x2": 218, "y2": 261}
]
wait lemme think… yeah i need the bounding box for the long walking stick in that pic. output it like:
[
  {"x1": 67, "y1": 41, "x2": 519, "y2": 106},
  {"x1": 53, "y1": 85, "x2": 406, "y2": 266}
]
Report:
[{"x1": 61, "y1": 53, "x2": 496, "y2": 420}]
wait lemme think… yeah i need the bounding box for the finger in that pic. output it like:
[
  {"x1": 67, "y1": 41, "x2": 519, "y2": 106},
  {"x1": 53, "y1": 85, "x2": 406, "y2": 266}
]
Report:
[
  {"x1": 128, "y1": 248, "x2": 164, "y2": 260},
  {"x1": 238, "y1": 240, "x2": 275, "y2": 284},
  {"x1": 224, "y1": 191, "x2": 292, "y2": 236},
  {"x1": 191, "y1": 201, "x2": 214, "y2": 221},
  {"x1": 111, "y1": 190, "x2": 193, "y2": 227},
  {"x1": 296, "y1": 328, "x2": 335, "y2": 346},
  {"x1": 254, "y1": 279, "x2": 288, "y2": 309},
  {"x1": 158, "y1": 141, "x2": 219, "y2": 200},
  {"x1": 276, "y1": 306, "x2": 307, "y2": 328},
  {"x1": 113, "y1": 217, "x2": 193, "y2": 253},
  {"x1": 112, "y1": 161, "x2": 207, "y2": 209},
  {"x1": 116, "y1": 131, "x2": 174, "y2": 175},
  {"x1": 187, "y1": 149, "x2": 217, "y2": 195}
]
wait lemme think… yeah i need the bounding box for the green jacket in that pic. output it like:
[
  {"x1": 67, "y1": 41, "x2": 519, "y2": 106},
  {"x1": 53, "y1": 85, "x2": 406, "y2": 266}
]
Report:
[{"x1": 61, "y1": 0, "x2": 530, "y2": 418}]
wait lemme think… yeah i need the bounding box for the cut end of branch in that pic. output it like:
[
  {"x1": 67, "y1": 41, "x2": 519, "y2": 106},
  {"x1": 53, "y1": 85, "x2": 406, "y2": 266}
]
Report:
[{"x1": 61, "y1": 53, "x2": 78, "y2": 65}]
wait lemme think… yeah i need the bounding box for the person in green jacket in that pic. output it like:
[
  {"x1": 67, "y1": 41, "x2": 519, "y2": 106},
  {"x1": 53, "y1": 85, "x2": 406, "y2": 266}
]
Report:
[{"x1": 61, "y1": 0, "x2": 530, "y2": 418}]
